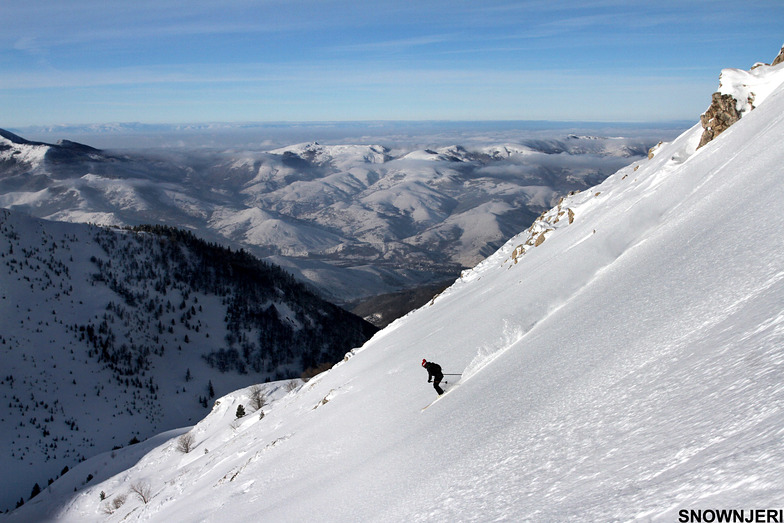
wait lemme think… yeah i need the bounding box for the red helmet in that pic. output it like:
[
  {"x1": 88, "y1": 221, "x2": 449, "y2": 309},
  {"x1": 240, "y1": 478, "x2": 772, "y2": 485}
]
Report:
[{"x1": 422, "y1": 359, "x2": 427, "y2": 367}]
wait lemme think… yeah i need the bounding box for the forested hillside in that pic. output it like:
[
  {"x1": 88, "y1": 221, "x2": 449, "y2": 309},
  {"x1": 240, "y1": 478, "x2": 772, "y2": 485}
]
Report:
[{"x1": 0, "y1": 209, "x2": 376, "y2": 511}]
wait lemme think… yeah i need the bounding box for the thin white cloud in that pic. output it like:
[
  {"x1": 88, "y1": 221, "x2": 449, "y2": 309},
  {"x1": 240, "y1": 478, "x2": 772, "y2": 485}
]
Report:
[
  {"x1": 328, "y1": 34, "x2": 457, "y2": 53},
  {"x1": 12, "y1": 36, "x2": 43, "y2": 52}
]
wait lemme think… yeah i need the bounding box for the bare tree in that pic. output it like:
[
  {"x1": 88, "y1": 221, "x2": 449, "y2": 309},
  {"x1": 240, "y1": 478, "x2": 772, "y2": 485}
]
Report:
[
  {"x1": 249, "y1": 385, "x2": 268, "y2": 411},
  {"x1": 285, "y1": 380, "x2": 300, "y2": 392},
  {"x1": 177, "y1": 433, "x2": 195, "y2": 454},
  {"x1": 130, "y1": 481, "x2": 152, "y2": 504}
]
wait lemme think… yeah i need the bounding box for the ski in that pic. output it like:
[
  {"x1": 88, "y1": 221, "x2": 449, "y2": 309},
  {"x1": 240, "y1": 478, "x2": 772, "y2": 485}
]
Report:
[{"x1": 421, "y1": 381, "x2": 457, "y2": 411}]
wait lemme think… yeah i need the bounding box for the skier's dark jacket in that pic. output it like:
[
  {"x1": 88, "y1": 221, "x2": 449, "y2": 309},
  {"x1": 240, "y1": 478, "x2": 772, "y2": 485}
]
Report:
[{"x1": 424, "y1": 361, "x2": 443, "y2": 382}]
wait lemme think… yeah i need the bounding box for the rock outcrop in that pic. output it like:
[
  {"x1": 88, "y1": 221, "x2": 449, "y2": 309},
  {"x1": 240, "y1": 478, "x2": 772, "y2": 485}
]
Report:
[
  {"x1": 698, "y1": 92, "x2": 742, "y2": 149},
  {"x1": 772, "y1": 45, "x2": 784, "y2": 66}
]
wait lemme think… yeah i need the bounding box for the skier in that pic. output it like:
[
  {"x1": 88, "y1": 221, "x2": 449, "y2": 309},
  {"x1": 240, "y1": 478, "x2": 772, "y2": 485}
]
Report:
[{"x1": 421, "y1": 359, "x2": 444, "y2": 395}]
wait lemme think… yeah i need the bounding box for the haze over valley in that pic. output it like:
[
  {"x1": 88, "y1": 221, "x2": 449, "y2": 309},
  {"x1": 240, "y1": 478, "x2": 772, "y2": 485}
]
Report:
[{"x1": 1, "y1": 123, "x2": 678, "y2": 323}]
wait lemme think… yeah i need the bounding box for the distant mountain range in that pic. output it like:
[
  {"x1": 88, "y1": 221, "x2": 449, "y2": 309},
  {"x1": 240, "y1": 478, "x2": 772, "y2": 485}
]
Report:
[{"x1": 0, "y1": 127, "x2": 661, "y2": 323}]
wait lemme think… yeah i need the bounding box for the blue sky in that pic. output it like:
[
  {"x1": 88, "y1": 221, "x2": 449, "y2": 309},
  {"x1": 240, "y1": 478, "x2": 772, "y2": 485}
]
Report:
[{"x1": 2, "y1": 0, "x2": 783, "y2": 126}]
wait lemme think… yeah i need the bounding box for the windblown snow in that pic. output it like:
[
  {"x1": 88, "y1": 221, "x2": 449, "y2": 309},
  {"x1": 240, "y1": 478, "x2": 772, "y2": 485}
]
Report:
[{"x1": 7, "y1": 56, "x2": 784, "y2": 521}]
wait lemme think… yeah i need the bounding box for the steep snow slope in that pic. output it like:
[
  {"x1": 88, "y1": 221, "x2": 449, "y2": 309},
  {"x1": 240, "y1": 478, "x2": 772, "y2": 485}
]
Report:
[{"x1": 9, "y1": 58, "x2": 784, "y2": 521}]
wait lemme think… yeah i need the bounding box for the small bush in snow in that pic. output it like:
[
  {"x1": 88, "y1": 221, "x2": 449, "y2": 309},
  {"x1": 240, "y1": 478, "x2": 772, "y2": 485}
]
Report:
[
  {"x1": 102, "y1": 493, "x2": 127, "y2": 514},
  {"x1": 177, "y1": 433, "x2": 195, "y2": 454},
  {"x1": 235, "y1": 404, "x2": 246, "y2": 418},
  {"x1": 113, "y1": 494, "x2": 126, "y2": 509}
]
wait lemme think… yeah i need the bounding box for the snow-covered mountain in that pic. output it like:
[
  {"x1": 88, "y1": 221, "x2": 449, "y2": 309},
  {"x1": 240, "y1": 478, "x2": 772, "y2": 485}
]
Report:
[
  {"x1": 0, "y1": 125, "x2": 659, "y2": 314},
  {"x1": 0, "y1": 212, "x2": 375, "y2": 512},
  {"x1": 7, "y1": 47, "x2": 784, "y2": 522}
]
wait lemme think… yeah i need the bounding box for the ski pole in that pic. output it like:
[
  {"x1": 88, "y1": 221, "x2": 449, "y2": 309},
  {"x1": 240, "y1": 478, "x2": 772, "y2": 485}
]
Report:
[{"x1": 443, "y1": 373, "x2": 462, "y2": 376}]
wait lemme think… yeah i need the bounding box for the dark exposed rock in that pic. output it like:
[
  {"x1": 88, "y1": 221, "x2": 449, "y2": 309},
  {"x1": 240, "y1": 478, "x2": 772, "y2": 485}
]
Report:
[
  {"x1": 698, "y1": 92, "x2": 742, "y2": 149},
  {"x1": 772, "y1": 45, "x2": 784, "y2": 66}
]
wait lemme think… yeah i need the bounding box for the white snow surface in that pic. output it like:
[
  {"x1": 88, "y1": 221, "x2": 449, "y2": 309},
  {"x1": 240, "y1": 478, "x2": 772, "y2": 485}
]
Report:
[
  {"x1": 8, "y1": 60, "x2": 784, "y2": 521},
  {"x1": 0, "y1": 135, "x2": 49, "y2": 167}
]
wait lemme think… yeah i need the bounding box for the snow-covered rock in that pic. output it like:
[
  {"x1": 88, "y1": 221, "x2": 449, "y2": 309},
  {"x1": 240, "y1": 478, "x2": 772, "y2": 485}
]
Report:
[{"x1": 698, "y1": 47, "x2": 784, "y2": 147}]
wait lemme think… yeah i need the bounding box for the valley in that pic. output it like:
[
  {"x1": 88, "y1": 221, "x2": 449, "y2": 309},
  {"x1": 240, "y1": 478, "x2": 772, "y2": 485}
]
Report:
[{"x1": 1, "y1": 125, "x2": 675, "y2": 322}]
